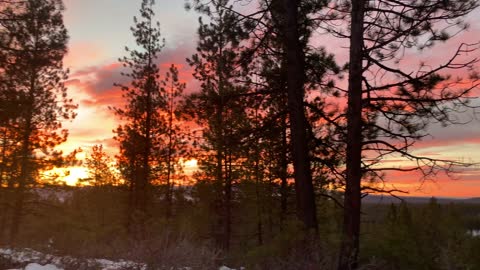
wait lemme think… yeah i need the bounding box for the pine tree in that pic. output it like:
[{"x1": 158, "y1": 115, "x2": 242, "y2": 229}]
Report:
[
  {"x1": 319, "y1": 1, "x2": 480, "y2": 268},
  {"x1": 270, "y1": 0, "x2": 320, "y2": 232},
  {"x1": 252, "y1": 0, "x2": 339, "y2": 231},
  {"x1": 186, "y1": 0, "x2": 251, "y2": 250},
  {"x1": 187, "y1": 1, "x2": 340, "y2": 247},
  {"x1": 0, "y1": 0, "x2": 75, "y2": 245},
  {"x1": 82, "y1": 144, "x2": 117, "y2": 186},
  {"x1": 161, "y1": 64, "x2": 187, "y2": 218},
  {"x1": 113, "y1": 0, "x2": 179, "y2": 240}
]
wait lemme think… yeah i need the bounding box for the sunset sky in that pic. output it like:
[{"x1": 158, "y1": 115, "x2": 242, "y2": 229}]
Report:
[{"x1": 57, "y1": 0, "x2": 480, "y2": 198}]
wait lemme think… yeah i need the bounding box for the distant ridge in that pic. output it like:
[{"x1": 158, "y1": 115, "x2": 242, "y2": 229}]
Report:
[
  {"x1": 463, "y1": 197, "x2": 480, "y2": 204},
  {"x1": 363, "y1": 195, "x2": 480, "y2": 205},
  {"x1": 14, "y1": 186, "x2": 480, "y2": 205}
]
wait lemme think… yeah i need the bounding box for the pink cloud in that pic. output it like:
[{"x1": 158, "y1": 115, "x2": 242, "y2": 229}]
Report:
[
  {"x1": 61, "y1": 43, "x2": 199, "y2": 157},
  {"x1": 66, "y1": 43, "x2": 197, "y2": 108}
]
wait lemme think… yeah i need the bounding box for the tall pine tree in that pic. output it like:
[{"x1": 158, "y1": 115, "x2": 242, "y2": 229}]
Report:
[
  {"x1": 161, "y1": 64, "x2": 187, "y2": 218},
  {"x1": 0, "y1": 0, "x2": 75, "y2": 245},
  {"x1": 113, "y1": 0, "x2": 165, "y2": 241},
  {"x1": 318, "y1": 1, "x2": 480, "y2": 268},
  {"x1": 186, "y1": 0, "x2": 251, "y2": 250}
]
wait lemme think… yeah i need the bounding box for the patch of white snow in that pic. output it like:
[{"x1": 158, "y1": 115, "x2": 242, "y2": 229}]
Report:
[
  {"x1": 469, "y1": 229, "x2": 480, "y2": 237},
  {"x1": 219, "y1": 266, "x2": 235, "y2": 270},
  {"x1": 25, "y1": 263, "x2": 63, "y2": 270}
]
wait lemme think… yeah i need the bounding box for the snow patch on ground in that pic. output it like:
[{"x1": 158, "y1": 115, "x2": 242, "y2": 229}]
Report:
[
  {"x1": 0, "y1": 248, "x2": 145, "y2": 270},
  {"x1": 469, "y1": 229, "x2": 480, "y2": 237},
  {"x1": 219, "y1": 266, "x2": 236, "y2": 270},
  {"x1": 1, "y1": 248, "x2": 240, "y2": 270},
  {"x1": 6, "y1": 263, "x2": 62, "y2": 270},
  {"x1": 24, "y1": 263, "x2": 62, "y2": 270}
]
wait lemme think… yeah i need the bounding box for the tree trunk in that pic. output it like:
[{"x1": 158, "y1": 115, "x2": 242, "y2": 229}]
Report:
[
  {"x1": 0, "y1": 199, "x2": 8, "y2": 243},
  {"x1": 279, "y1": 115, "x2": 288, "y2": 228},
  {"x1": 254, "y1": 155, "x2": 263, "y2": 246},
  {"x1": 223, "y1": 151, "x2": 232, "y2": 250},
  {"x1": 139, "y1": 76, "x2": 153, "y2": 240},
  {"x1": 0, "y1": 130, "x2": 8, "y2": 242},
  {"x1": 165, "y1": 86, "x2": 174, "y2": 219},
  {"x1": 0, "y1": 129, "x2": 8, "y2": 187},
  {"x1": 338, "y1": 1, "x2": 365, "y2": 269},
  {"x1": 9, "y1": 124, "x2": 31, "y2": 246},
  {"x1": 281, "y1": 0, "x2": 317, "y2": 231},
  {"x1": 9, "y1": 72, "x2": 35, "y2": 246},
  {"x1": 126, "y1": 169, "x2": 135, "y2": 236}
]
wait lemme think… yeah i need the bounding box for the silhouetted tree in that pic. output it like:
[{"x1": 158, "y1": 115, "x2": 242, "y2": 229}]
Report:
[
  {"x1": 113, "y1": 0, "x2": 165, "y2": 240},
  {"x1": 271, "y1": 0, "x2": 342, "y2": 231},
  {"x1": 241, "y1": 0, "x2": 292, "y2": 229},
  {"x1": 82, "y1": 144, "x2": 117, "y2": 186},
  {"x1": 270, "y1": 0, "x2": 319, "y2": 232},
  {"x1": 319, "y1": 1, "x2": 480, "y2": 268},
  {"x1": 189, "y1": 0, "x2": 340, "y2": 238},
  {"x1": 160, "y1": 64, "x2": 187, "y2": 219},
  {"x1": 0, "y1": 0, "x2": 24, "y2": 188},
  {"x1": 186, "y1": 0, "x2": 251, "y2": 250},
  {"x1": 0, "y1": 0, "x2": 75, "y2": 246}
]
